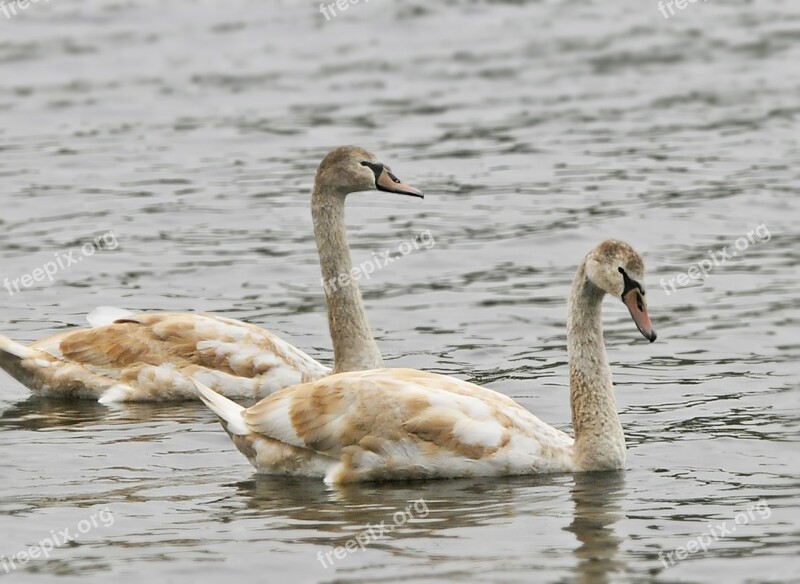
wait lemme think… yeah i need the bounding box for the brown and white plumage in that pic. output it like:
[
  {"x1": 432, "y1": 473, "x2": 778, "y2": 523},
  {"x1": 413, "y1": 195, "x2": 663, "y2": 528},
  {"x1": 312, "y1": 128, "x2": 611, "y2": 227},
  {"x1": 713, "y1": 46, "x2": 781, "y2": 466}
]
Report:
[
  {"x1": 194, "y1": 240, "x2": 658, "y2": 483},
  {"x1": 0, "y1": 146, "x2": 423, "y2": 403},
  {"x1": 195, "y1": 368, "x2": 576, "y2": 484},
  {"x1": 0, "y1": 308, "x2": 329, "y2": 403}
]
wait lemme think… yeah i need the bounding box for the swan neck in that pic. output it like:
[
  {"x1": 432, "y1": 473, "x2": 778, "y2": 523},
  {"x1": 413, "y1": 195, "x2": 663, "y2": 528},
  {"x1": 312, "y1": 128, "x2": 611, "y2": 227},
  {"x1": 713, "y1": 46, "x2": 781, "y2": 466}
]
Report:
[
  {"x1": 312, "y1": 184, "x2": 383, "y2": 373},
  {"x1": 567, "y1": 262, "x2": 625, "y2": 471}
]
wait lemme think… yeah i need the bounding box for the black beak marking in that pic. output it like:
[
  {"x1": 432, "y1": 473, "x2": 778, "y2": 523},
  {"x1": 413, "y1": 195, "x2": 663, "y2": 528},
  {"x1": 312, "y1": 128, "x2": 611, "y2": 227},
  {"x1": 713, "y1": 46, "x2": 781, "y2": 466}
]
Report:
[
  {"x1": 360, "y1": 160, "x2": 384, "y2": 181},
  {"x1": 618, "y1": 266, "x2": 644, "y2": 298}
]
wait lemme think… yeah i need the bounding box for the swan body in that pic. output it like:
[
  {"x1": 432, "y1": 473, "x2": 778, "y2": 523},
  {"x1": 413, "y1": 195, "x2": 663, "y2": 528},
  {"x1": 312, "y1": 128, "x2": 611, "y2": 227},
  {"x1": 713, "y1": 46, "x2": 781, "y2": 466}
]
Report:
[
  {"x1": 194, "y1": 240, "x2": 657, "y2": 483},
  {"x1": 195, "y1": 368, "x2": 576, "y2": 483},
  {"x1": 0, "y1": 309, "x2": 330, "y2": 403},
  {"x1": 0, "y1": 146, "x2": 423, "y2": 402}
]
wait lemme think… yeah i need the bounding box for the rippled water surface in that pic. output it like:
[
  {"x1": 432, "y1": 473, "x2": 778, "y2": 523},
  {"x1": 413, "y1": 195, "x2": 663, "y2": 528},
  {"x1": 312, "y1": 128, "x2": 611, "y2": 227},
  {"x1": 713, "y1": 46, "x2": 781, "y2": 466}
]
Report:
[{"x1": 1, "y1": 1, "x2": 798, "y2": 582}]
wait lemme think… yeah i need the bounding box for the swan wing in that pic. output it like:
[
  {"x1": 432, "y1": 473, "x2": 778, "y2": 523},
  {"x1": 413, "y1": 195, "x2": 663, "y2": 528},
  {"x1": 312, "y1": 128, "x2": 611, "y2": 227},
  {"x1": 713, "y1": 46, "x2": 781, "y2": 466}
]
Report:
[{"x1": 20, "y1": 312, "x2": 330, "y2": 402}]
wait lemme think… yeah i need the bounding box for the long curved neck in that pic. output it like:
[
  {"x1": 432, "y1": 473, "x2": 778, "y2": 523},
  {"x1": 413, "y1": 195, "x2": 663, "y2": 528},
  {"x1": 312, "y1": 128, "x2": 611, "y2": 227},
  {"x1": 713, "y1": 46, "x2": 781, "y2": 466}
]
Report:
[
  {"x1": 312, "y1": 185, "x2": 383, "y2": 373},
  {"x1": 567, "y1": 263, "x2": 625, "y2": 471}
]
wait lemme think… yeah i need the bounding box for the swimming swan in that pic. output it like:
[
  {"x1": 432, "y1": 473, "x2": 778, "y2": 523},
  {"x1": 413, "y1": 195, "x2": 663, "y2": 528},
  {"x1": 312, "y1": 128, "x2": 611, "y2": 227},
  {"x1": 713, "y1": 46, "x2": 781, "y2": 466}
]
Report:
[
  {"x1": 0, "y1": 146, "x2": 423, "y2": 403},
  {"x1": 193, "y1": 239, "x2": 656, "y2": 483}
]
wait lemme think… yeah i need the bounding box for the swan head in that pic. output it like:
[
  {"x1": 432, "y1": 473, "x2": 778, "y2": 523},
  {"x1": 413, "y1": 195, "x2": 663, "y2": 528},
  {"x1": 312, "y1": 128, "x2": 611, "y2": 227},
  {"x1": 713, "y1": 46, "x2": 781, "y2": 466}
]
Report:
[
  {"x1": 315, "y1": 146, "x2": 423, "y2": 199},
  {"x1": 584, "y1": 239, "x2": 657, "y2": 342}
]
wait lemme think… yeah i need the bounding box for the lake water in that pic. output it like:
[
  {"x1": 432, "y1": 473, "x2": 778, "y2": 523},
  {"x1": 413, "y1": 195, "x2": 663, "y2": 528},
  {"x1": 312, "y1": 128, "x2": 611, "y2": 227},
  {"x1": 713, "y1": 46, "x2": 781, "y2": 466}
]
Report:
[{"x1": 0, "y1": 1, "x2": 798, "y2": 583}]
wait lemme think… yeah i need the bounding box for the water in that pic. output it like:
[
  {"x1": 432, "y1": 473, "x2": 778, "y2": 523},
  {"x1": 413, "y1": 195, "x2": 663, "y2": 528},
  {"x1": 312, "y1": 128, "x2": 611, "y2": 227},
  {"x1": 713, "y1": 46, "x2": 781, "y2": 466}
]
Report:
[{"x1": 0, "y1": 0, "x2": 798, "y2": 582}]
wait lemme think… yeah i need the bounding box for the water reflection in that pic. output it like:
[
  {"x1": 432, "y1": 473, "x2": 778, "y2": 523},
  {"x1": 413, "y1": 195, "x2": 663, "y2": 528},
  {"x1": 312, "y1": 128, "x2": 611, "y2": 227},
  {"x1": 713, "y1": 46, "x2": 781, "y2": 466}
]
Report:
[
  {"x1": 566, "y1": 472, "x2": 627, "y2": 584},
  {"x1": 221, "y1": 471, "x2": 630, "y2": 581},
  {"x1": 232, "y1": 474, "x2": 576, "y2": 544},
  {"x1": 0, "y1": 394, "x2": 209, "y2": 430}
]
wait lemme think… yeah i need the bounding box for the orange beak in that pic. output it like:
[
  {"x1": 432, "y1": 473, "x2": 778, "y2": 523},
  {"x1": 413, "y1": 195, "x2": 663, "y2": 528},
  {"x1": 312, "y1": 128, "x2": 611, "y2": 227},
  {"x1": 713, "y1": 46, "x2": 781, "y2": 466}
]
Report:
[
  {"x1": 623, "y1": 288, "x2": 657, "y2": 342},
  {"x1": 376, "y1": 167, "x2": 423, "y2": 198}
]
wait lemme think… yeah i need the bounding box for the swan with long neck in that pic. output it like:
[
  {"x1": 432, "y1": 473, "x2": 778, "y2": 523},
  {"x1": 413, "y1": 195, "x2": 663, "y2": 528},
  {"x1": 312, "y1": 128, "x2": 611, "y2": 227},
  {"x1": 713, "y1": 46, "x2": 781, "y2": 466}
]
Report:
[
  {"x1": 193, "y1": 240, "x2": 656, "y2": 483},
  {"x1": 312, "y1": 150, "x2": 402, "y2": 373},
  {"x1": 0, "y1": 146, "x2": 422, "y2": 403}
]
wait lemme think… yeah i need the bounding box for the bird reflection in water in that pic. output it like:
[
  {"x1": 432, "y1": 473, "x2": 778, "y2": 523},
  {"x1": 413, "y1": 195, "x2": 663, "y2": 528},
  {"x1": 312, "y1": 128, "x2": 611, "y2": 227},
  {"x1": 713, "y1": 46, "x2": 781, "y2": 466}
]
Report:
[{"x1": 565, "y1": 471, "x2": 627, "y2": 584}]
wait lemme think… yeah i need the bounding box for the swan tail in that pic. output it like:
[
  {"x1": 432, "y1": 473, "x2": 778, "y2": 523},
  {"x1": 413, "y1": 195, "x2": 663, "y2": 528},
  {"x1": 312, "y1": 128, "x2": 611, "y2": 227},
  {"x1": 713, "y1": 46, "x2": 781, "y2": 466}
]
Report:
[
  {"x1": 0, "y1": 334, "x2": 35, "y2": 360},
  {"x1": 0, "y1": 335, "x2": 41, "y2": 390},
  {"x1": 192, "y1": 378, "x2": 250, "y2": 436}
]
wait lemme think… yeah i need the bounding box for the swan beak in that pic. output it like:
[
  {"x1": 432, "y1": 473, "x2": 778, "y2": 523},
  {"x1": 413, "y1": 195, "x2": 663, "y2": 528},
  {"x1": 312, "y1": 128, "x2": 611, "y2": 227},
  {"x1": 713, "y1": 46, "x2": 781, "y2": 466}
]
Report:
[
  {"x1": 376, "y1": 167, "x2": 424, "y2": 198},
  {"x1": 623, "y1": 289, "x2": 657, "y2": 342}
]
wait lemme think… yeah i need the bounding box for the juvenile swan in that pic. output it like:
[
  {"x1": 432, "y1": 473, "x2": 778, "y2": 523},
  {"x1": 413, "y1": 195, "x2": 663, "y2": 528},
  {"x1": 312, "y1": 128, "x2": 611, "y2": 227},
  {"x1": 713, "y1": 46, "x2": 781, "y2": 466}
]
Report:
[
  {"x1": 194, "y1": 240, "x2": 657, "y2": 484},
  {"x1": 0, "y1": 146, "x2": 423, "y2": 403}
]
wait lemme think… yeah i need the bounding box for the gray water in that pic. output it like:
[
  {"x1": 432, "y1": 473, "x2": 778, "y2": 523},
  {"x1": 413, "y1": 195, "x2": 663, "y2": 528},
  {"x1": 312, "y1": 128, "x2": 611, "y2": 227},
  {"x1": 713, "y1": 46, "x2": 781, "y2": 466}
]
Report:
[{"x1": 0, "y1": 1, "x2": 798, "y2": 582}]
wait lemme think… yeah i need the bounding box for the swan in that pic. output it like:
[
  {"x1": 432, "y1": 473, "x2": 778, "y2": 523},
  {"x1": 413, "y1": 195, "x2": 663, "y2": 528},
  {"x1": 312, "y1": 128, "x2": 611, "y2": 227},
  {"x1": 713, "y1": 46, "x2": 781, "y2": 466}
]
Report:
[
  {"x1": 0, "y1": 146, "x2": 423, "y2": 403},
  {"x1": 193, "y1": 239, "x2": 657, "y2": 484}
]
